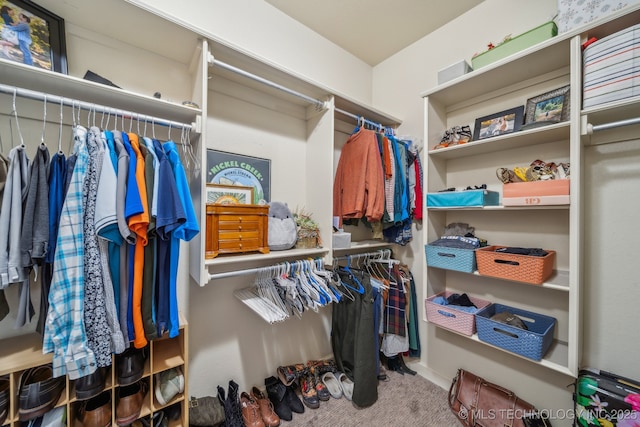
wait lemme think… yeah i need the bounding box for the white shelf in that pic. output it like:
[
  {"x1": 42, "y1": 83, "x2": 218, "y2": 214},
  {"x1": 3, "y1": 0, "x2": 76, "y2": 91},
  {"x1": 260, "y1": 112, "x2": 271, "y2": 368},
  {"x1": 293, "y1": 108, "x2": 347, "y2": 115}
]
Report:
[
  {"x1": 205, "y1": 247, "x2": 329, "y2": 268},
  {"x1": 427, "y1": 121, "x2": 570, "y2": 160},
  {"x1": 427, "y1": 268, "x2": 571, "y2": 291},
  {"x1": 332, "y1": 240, "x2": 393, "y2": 256},
  {"x1": 427, "y1": 205, "x2": 570, "y2": 211}
]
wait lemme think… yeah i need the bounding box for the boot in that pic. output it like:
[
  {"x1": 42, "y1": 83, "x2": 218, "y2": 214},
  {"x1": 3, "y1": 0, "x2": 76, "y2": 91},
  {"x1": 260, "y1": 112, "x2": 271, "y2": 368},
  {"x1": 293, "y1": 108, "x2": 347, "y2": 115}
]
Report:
[
  {"x1": 227, "y1": 380, "x2": 243, "y2": 425},
  {"x1": 397, "y1": 355, "x2": 417, "y2": 376},
  {"x1": 251, "y1": 387, "x2": 280, "y2": 427},
  {"x1": 307, "y1": 366, "x2": 330, "y2": 402},
  {"x1": 299, "y1": 372, "x2": 319, "y2": 409},
  {"x1": 264, "y1": 376, "x2": 292, "y2": 421},
  {"x1": 240, "y1": 392, "x2": 265, "y2": 427},
  {"x1": 284, "y1": 385, "x2": 304, "y2": 414},
  {"x1": 276, "y1": 363, "x2": 308, "y2": 386},
  {"x1": 218, "y1": 382, "x2": 242, "y2": 427},
  {"x1": 306, "y1": 359, "x2": 337, "y2": 375},
  {"x1": 386, "y1": 356, "x2": 404, "y2": 375}
]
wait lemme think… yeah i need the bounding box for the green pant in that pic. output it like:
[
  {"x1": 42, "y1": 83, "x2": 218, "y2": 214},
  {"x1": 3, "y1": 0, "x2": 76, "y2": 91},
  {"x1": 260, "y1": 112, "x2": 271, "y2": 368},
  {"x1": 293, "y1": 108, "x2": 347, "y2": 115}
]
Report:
[{"x1": 331, "y1": 269, "x2": 378, "y2": 407}]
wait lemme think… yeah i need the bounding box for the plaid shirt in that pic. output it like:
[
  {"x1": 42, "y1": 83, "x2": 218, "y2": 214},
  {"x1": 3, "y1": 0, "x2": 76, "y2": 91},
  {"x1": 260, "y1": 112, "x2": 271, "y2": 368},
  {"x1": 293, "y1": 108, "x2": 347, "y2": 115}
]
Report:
[{"x1": 43, "y1": 126, "x2": 97, "y2": 379}]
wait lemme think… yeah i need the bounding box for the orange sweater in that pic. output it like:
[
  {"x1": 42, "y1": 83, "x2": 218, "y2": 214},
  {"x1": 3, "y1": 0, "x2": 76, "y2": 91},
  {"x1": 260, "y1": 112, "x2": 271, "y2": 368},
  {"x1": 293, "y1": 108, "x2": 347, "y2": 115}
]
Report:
[{"x1": 333, "y1": 129, "x2": 385, "y2": 223}]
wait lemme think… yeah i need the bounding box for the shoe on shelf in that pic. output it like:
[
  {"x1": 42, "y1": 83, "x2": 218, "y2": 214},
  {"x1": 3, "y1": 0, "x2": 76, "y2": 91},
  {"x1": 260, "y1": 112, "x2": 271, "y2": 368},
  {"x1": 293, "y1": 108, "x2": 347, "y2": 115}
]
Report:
[
  {"x1": 116, "y1": 346, "x2": 147, "y2": 386},
  {"x1": 77, "y1": 391, "x2": 111, "y2": 427},
  {"x1": 240, "y1": 392, "x2": 265, "y2": 427},
  {"x1": 250, "y1": 387, "x2": 280, "y2": 427},
  {"x1": 320, "y1": 372, "x2": 342, "y2": 399},
  {"x1": 276, "y1": 364, "x2": 307, "y2": 387},
  {"x1": 75, "y1": 367, "x2": 106, "y2": 401},
  {"x1": 163, "y1": 402, "x2": 182, "y2": 421},
  {"x1": 264, "y1": 376, "x2": 291, "y2": 422},
  {"x1": 284, "y1": 385, "x2": 304, "y2": 415},
  {"x1": 18, "y1": 365, "x2": 65, "y2": 421},
  {"x1": 154, "y1": 367, "x2": 184, "y2": 406},
  {"x1": 0, "y1": 376, "x2": 9, "y2": 425},
  {"x1": 116, "y1": 380, "x2": 148, "y2": 426},
  {"x1": 337, "y1": 373, "x2": 354, "y2": 401},
  {"x1": 299, "y1": 373, "x2": 319, "y2": 409}
]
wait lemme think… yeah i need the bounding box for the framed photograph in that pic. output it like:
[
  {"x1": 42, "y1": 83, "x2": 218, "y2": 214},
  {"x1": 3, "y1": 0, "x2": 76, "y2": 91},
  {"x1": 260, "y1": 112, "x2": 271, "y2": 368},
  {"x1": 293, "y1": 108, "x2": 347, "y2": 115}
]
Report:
[
  {"x1": 206, "y1": 149, "x2": 271, "y2": 204},
  {"x1": 206, "y1": 183, "x2": 254, "y2": 205},
  {"x1": 473, "y1": 106, "x2": 525, "y2": 141},
  {"x1": 524, "y1": 85, "x2": 570, "y2": 127},
  {"x1": 0, "y1": 0, "x2": 67, "y2": 73}
]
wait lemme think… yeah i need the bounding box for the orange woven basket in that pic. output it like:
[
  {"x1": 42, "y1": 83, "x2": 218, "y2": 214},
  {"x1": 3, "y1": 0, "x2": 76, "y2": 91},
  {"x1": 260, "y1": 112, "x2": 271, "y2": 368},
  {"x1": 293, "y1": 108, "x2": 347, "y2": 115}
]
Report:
[{"x1": 475, "y1": 246, "x2": 555, "y2": 285}]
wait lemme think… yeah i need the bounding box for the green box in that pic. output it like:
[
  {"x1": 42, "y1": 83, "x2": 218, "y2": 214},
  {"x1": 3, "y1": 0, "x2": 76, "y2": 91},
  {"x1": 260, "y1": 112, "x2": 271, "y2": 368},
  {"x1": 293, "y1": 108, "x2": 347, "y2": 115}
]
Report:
[{"x1": 471, "y1": 21, "x2": 558, "y2": 69}]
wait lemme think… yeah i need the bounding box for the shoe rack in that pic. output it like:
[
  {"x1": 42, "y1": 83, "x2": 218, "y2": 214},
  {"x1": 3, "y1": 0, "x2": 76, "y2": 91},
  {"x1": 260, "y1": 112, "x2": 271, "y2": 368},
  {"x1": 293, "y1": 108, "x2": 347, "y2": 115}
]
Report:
[{"x1": 0, "y1": 316, "x2": 189, "y2": 427}]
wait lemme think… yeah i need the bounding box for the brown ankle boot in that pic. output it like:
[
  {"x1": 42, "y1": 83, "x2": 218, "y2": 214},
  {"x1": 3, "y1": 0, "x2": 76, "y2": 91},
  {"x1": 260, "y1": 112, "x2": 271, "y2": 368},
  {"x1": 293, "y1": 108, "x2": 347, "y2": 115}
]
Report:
[
  {"x1": 251, "y1": 387, "x2": 280, "y2": 427},
  {"x1": 240, "y1": 392, "x2": 265, "y2": 427}
]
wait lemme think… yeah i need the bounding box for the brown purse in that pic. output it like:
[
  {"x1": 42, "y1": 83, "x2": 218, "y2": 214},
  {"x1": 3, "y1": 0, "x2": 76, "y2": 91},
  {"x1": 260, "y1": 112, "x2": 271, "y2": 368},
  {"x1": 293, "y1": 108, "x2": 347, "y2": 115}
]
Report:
[{"x1": 448, "y1": 368, "x2": 537, "y2": 427}]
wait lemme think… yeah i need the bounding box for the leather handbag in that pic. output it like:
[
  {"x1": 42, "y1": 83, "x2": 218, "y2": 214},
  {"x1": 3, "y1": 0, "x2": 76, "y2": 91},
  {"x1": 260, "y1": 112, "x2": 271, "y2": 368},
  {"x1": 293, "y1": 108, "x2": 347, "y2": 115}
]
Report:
[
  {"x1": 188, "y1": 396, "x2": 225, "y2": 427},
  {"x1": 448, "y1": 368, "x2": 538, "y2": 427}
]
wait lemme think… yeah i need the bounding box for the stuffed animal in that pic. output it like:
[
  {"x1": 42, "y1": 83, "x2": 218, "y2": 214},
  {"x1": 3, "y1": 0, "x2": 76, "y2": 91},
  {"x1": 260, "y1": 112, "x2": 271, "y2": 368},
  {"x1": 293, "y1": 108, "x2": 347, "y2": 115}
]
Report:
[{"x1": 268, "y1": 202, "x2": 297, "y2": 250}]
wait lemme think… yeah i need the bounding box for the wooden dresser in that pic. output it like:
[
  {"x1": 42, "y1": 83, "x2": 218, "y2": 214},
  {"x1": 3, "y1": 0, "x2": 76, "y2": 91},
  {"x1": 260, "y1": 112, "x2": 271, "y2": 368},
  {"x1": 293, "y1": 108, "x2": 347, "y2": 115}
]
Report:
[{"x1": 205, "y1": 204, "x2": 270, "y2": 258}]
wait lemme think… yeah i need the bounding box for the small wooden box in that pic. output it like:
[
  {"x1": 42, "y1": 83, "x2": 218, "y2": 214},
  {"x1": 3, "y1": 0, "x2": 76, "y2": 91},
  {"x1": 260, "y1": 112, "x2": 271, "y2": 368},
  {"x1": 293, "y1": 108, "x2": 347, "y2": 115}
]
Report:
[{"x1": 205, "y1": 204, "x2": 270, "y2": 259}]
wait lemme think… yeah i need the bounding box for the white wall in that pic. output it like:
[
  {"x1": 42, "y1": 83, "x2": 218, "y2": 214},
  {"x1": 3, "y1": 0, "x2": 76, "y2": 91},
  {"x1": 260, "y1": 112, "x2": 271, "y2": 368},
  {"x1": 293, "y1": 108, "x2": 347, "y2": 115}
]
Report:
[{"x1": 131, "y1": 0, "x2": 374, "y2": 106}]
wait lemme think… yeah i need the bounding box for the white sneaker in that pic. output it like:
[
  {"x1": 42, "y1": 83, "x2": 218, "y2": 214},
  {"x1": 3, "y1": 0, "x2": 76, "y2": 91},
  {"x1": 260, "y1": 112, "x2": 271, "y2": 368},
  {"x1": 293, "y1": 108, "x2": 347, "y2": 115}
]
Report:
[
  {"x1": 321, "y1": 372, "x2": 342, "y2": 399},
  {"x1": 154, "y1": 367, "x2": 184, "y2": 406},
  {"x1": 337, "y1": 372, "x2": 354, "y2": 401}
]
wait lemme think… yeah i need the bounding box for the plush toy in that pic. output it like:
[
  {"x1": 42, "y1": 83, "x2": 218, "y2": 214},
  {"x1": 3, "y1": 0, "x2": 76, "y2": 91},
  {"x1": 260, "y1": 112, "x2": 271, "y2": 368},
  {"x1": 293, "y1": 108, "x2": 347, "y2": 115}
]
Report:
[{"x1": 268, "y1": 202, "x2": 297, "y2": 250}]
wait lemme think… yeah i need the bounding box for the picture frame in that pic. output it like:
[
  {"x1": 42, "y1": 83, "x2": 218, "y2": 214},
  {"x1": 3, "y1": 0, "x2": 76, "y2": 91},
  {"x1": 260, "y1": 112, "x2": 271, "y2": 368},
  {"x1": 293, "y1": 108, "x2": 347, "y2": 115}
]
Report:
[
  {"x1": 0, "y1": 0, "x2": 67, "y2": 73},
  {"x1": 206, "y1": 149, "x2": 271, "y2": 204},
  {"x1": 524, "y1": 85, "x2": 570, "y2": 127},
  {"x1": 206, "y1": 183, "x2": 255, "y2": 205},
  {"x1": 473, "y1": 106, "x2": 525, "y2": 141}
]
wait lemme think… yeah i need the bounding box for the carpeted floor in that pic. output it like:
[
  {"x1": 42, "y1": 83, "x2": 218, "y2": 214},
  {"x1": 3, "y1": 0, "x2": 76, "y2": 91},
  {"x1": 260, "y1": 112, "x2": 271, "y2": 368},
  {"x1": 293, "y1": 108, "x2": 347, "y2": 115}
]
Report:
[{"x1": 284, "y1": 371, "x2": 461, "y2": 427}]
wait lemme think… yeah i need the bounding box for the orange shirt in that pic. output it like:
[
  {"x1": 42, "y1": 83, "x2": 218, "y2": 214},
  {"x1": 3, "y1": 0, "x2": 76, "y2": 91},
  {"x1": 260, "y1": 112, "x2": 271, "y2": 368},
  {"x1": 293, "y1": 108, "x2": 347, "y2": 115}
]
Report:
[{"x1": 127, "y1": 133, "x2": 150, "y2": 349}]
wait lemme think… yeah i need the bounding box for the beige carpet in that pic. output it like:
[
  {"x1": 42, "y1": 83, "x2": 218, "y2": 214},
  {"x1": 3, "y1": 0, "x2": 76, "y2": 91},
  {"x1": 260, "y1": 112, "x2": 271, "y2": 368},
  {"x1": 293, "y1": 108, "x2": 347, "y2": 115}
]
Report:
[{"x1": 285, "y1": 371, "x2": 461, "y2": 427}]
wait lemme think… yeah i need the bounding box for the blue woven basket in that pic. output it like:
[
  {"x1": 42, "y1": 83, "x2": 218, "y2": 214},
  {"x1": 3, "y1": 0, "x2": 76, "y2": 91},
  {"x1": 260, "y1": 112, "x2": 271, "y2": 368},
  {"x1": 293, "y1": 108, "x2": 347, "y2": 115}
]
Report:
[
  {"x1": 424, "y1": 245, "x2": 477, "y2": 273},
  {"x1": 475, "y1": 303, "x2": 556, "y2": 361}
]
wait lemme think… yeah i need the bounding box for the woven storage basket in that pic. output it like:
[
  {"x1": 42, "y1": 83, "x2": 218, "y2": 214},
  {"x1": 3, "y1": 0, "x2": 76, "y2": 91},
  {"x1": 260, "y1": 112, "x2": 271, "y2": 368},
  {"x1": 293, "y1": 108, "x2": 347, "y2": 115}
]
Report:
[
  {"x1": 425, "y1": 291, "x2": 492, "y2": 336},
  {"x1": 475, "y1": 246, "x2": 555, "y2": 285},
  {"x1": 475, "y1": 303, "x2": 556, "y2": 361},
  {"x1": 424, "y1": 245, "x2": 477, "y2": 273}
]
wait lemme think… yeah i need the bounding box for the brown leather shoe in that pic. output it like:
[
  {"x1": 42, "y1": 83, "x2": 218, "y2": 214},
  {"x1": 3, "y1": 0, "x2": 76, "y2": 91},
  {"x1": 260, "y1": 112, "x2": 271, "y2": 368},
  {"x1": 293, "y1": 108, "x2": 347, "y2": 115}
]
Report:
[
  {"x1": 240, "y1": 392, "x2": 265, "y2": 427},
  {"x1": 116, "y1": 380, "x2": 148, "y2": 426},
  {"x1": 18, "y1": 365, "x2": 66, "y2": 421},
  {"x1": 250, "y1": 387, "x2": 280, "y2": 427},
  {"x1": 78, "y1": 391, "x2": 112, "y2": 427}
]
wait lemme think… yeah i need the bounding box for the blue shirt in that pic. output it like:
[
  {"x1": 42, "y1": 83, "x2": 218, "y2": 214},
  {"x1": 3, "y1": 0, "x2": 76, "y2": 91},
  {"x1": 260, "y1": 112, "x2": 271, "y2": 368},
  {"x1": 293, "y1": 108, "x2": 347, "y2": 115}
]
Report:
[{"x1": 164, "y1": 141, "x2": 199, "y2": 337}]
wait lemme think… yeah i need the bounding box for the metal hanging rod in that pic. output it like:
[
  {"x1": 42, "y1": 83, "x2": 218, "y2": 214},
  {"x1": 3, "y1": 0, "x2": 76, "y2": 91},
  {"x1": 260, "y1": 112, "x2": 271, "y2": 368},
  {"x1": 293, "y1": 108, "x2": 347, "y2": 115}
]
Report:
[
  {"x1": 208, "y1": 257, "x2": 325, "y2": 281},
  {"x1": 207, "y1": 53, "x2": 395, "y2": 132},
  {"x1": 0, "y1": 83, "x2": 195, "y2": 131},
  {"x1": 587, "y1": 116, "x2": 640, "y2": 134},
  {"x1": 207, "y1": 53, "x2": 328, "y2": 111},
  {"x1": 334, "y1": 248, "x2": 393, "y2": 263}
]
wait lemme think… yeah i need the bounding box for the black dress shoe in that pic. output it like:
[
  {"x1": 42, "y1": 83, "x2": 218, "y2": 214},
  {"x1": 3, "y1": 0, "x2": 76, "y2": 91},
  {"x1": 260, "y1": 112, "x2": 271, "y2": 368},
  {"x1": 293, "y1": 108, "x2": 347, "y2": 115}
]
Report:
[
  {"x1": 75, "y1": 367, "x2": 106, "y2": 400},
  {"x1": 0, "y1": 376, "x2": 9, "y2": 425},
  {"x1": 397, "y1": 355, "x2": 417, "y2": 376},
  {"x1": 18, "y1": 365, "x2": 65, "y2": 421},
  {"x1": 265, "y1": 376, "x2": 292, "y2": 421},
  {"x1": 116, "y1": 347, "x2": 146, "y2": 386}
]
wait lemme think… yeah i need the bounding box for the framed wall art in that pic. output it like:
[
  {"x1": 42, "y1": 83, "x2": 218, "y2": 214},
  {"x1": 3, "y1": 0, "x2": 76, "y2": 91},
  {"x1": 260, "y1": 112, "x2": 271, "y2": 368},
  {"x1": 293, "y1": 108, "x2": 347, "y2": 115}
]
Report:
[
  {"x1": 0, "y1": 0, "x2": 67, "y2": 73},
  {"x1": 206, "y1": 149, "x2": 271, "y2": 204},
  {"x1": 206, "y1": 183, "x2": 254, "y2": 205},
  {"x1": 472, "y1": 106, "x2": 525, "y2": 141},
  {"x1": 523, "y1": 85, "x2": 570, "y2": 129}
]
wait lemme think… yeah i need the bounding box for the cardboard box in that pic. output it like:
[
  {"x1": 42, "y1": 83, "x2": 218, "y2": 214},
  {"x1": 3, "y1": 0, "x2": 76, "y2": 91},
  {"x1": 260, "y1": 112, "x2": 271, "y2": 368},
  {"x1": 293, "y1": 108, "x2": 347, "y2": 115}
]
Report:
[
  {"x1": 332, "y1": 231, "x2": 351, "y2": 249},
  {"x1": 427, "y1": 190, "x2": 500, "y2": 208},
  {"x1": 437, "y1": 60, "x2": 473, "y2": 85},
  {"x1": 471, "y1": 21, "x2": 558, "y2": 69},
  {"x1": 502, "y1": 179, "x2": 570, "y2": 206}
]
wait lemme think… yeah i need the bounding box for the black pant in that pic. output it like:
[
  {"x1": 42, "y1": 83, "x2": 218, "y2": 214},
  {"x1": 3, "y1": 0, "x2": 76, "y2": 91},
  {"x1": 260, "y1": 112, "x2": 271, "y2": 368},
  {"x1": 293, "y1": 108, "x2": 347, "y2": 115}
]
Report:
[{"x1": 331, "y1": 269, "x2": 378, "y2": 407}]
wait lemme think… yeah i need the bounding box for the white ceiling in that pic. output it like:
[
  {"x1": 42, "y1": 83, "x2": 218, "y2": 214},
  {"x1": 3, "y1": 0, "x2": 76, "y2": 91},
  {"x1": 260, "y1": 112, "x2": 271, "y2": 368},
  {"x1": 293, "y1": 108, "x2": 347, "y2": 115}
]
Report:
[{"x1": 264, "y1": 0, "x2": 485, "y2": 66}]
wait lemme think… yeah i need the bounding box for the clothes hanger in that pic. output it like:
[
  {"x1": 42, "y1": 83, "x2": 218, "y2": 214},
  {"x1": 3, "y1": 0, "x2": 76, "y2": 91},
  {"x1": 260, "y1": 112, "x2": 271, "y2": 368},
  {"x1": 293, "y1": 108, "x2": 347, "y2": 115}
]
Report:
[
  {"x1": 11, "y1": 89, "x2": 24, "y2": 148},
  {"x1": 339, "y1": 255, "x2": 365, "y2": 295},
  {"x1": 40, "y1": 95, "x2": 47, "y2": 147}
]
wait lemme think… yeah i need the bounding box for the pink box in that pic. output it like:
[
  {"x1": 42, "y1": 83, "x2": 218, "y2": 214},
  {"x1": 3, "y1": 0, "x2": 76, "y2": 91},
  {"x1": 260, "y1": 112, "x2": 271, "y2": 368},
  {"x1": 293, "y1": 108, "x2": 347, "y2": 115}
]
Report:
[
  {"x1": 502, "y1": 179, "x2": 570, "y2": 206},
  {"x1": 425, "y1": 291, "x2": 492, "y2": 336}
]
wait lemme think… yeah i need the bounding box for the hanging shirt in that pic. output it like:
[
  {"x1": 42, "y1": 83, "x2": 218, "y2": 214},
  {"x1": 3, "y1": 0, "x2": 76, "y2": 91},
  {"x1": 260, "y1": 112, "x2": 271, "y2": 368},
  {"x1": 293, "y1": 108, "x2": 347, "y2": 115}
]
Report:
[
  {"x1": 152, "y1": 139, "x2": 185, "y2": 337},
  {"x1": 43, "y1": 125, "x2": 97, "y2": 380},
  {"x1": 164, "y1": 140, "x2": 199, "y2": 338},
  {"x1": 333, "y1": 128, "x2": 385, "y2": 224}
]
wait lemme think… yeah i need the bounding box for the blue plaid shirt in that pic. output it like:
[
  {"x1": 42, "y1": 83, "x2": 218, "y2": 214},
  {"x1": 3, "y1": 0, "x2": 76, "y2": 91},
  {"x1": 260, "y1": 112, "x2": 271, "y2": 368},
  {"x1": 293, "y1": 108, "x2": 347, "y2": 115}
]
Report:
[{"x1": 43, "y1": 126, "x2": 97, "y2": 379}]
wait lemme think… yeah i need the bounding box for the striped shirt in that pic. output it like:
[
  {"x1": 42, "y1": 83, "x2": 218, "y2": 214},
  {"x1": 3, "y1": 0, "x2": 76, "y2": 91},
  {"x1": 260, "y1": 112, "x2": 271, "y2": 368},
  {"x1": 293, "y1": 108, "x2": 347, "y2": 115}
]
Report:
[{"x1": 43, "y1": 126, "x2": 97, "y2": 380}]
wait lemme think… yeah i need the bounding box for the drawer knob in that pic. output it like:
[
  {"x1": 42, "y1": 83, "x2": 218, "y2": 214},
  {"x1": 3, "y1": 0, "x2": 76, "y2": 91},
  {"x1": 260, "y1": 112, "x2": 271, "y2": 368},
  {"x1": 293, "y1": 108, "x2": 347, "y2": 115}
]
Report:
[
  {"x1": 238, "y1": 225, "x2": 242, "y2": 230},
  {"x1": 239, "y1": 243, "x2": 243, "y2": 248},
  {"x1": 238, "y1": 217, "x2": 243, "y2": 222},
  {"x1": 239, "y1": 235, "x2": 243, "y2": 240}
]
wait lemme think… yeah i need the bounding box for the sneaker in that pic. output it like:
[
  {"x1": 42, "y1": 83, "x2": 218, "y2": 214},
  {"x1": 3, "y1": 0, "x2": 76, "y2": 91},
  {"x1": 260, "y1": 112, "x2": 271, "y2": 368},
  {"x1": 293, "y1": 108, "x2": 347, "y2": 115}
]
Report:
[
  {"x1": 338, "y1": 373, "x2": 354, "y2": 401},
  {"x1": 154, "y1": 367, "x2": 184, "y2": 406},
  {"x1": 320, "y1": 372, "x2": 342, "y2": 399}
]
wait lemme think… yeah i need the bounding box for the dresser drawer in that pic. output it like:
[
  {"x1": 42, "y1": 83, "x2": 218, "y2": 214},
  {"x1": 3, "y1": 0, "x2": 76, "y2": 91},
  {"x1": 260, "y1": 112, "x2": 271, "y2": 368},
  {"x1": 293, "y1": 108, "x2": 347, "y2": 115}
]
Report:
[{"x1": 205, "y1": 204, "x2": 270, "y2": 259}]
